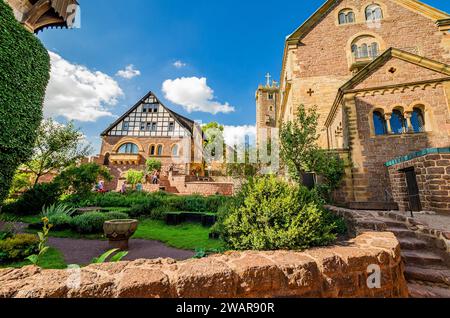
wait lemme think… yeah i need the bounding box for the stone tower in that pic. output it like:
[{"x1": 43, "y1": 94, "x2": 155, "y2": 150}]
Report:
[{"x1": 256, "y1": 73, "x2": 279, "y2": 147}]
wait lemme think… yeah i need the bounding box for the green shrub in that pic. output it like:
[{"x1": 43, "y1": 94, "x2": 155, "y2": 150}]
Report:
[
  {"x1": 0, "y1": 1, "x2": 50, "y2": 203},
  {"x1": 104, "y1": 212, "x2": 129, "y2": 220},
  {"x1": 2, "y1": 182, "x2": 63, "y2": 215},
  {"x1": 0, "y1": 234, "x2": 39, "y2": 262},
  {"x1": 48, "y1": 214, "x2": 73, "y2": 231},
  {"x1": 215, "y1": 176, "x2": 338, "y2": 251},
  {"x1": 71, "y1": 212, "x2": 108, "y2": 234},
  {"x1": 71, "y1": 212, "x2": 130, "y2": 234}
]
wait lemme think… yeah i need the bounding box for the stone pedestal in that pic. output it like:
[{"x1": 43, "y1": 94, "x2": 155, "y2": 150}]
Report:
[{"x1": 103, "y1": 219, "x2": 139, "y2": 251}]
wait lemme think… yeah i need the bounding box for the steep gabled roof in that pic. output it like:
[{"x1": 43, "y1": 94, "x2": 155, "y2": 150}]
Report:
[
  {"x1": 100, "y1": 91, "x2": 195, "y2": 136},
  {"x1": 325, "y1": 48, "x2": 450, "y2": 127},
  {"x1": 286, "y1": 0, "x2": 449, "y2": 42}
]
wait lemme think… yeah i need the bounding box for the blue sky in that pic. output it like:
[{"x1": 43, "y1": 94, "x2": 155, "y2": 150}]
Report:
[{"x1": 37, "y1": 0, "x2": 450, "y2": 153}]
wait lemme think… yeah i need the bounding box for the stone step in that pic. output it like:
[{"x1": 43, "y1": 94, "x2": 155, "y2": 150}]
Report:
[
  {"x1": 402, "y1": 251, "x2": 445, "y2": 267},
  {"x1": 398, "y1": 237, "x2": 428, "y2": 250},
  {"x1": 405, "y1": 266, "x2": 450, "y2": 286},
  {"x1": 387, "y1": 227, "x2": 417, "y2": 239},
  {"x1": 408, "y1": 283, "x2": 450, "y2": 298},
  {"x1": 379, "y1": 219, "x2": 409, "y2": 229}
]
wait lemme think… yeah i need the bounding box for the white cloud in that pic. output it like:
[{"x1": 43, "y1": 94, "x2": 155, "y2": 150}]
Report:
[
  {"x1": 116, "y1": 64, "x2": 141, "y2": 79},
  {"x1": 162, "y1": 77, "x2": 235, "y2": 114},
  {"x1": 223, "y1": 125, "x2": 256, "y2": 146},
  {"x1": 44, "y1": 51, "x2": 124, "y2": 122},
  {"x1": 173, "y1": 60, "x2": 187, "y2": 68}
]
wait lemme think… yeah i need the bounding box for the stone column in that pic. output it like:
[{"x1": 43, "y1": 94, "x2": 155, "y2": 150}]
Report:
[
  {"x1": 384, "y1": 113, "x2": 393, "y2": 134},
  {"x1": 404, "y1": 112, "x2": 413, "y2": 132}
]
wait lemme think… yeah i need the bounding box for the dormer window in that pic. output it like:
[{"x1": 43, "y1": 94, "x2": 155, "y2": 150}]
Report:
[
  {"x1": 365, "y1": 4, "x2": 383, "y2": 21},
  {"x1": 338, "y1": 9, "x2": 355, "y2": 25}
]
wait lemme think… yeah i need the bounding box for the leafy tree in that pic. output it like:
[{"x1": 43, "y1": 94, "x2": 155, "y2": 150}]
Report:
[
  {"x1": 8, "y1": 171, "x2": 32, "y2": 197},
  {"x1": 0, "y1": 1, "x2": 50, "y2": 203},
  {"x1": 280, "y1": 105, "x2": 320, "y2": 183},
  {"x1": 23, "y1": 119, "x2": 92, "y2": 186},
  {"x1": 280, "y1": 105, "x2": 345, "y2": 202},
  {"x1": 125, "y1": 170, "x2": 145, "y2": 189},
  {"x1": 54, "y1": 163, "x2": 112, "y2": 197},
  {"x1": 146, "y1": 159, "x2": 162, "y2": 173}
]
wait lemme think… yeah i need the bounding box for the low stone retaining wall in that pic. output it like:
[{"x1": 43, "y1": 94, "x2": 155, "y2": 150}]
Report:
[
  {"x1": 0, "y1": 232, "x2": 408, "y2": 298},
  {"x1": 327, "y1": 206, "x2": 450, "y2": 253}
]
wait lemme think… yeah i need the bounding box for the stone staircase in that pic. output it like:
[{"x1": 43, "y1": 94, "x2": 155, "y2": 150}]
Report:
[
  {"x1": 327, "y1": 206, "x2": 450, "y2": 298},
  {"x1": 158, "y1": 177, "x2": 179, "y2": 194},
  {"x1": 381, "y1": 217, "x2": 450, "y2": 298}
]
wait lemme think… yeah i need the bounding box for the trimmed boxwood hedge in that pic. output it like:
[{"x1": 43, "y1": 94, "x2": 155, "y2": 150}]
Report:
[{"x1": 0, "y1": 1, "x2": 51, "y2": 203}]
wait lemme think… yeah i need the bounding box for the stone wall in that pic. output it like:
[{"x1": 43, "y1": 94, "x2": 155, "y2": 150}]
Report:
[
  {"x1": 278, "y1": 0, "x2": 450, "y2": 147},
  {"x1": 387, "y1": 151, "x2": 450, "y2": 214},
  {"x1": 0, "y1": 232, "x2": 409, "y2": 298}
]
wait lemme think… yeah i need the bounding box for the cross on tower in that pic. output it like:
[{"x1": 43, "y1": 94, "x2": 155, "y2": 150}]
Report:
[
  {"x1": 265, "y1": 73, "x2": 271, "y2": 87},
  {"x1": 307, "y1": 88, "x2": 315, "y2": 96}
]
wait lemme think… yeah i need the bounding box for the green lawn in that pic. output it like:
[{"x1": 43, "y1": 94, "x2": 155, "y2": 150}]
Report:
[
  {"x1": 0, "y1": 248, "x2": 67, "y2": 270},
  {"x1": 133, "y1": 219, "x2": 225, "y2": 250}
]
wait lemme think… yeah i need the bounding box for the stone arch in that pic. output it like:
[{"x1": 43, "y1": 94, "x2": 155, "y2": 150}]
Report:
[
  {"x1": 336, "y1": 6, "x2": 358, "y2": 25},
  {"x1": 407, "y1": 101, "x2": 433, "y2": 132},
  {"x1": 112, "y1": 138, "x2": 144, "y2": 153},
  {"x1": 346, "y1": 31, "x2": 386, "y2": 66},
  {"x1": 361, "y1": 1, "x2": 389, "y2": 21},
  {"x1": 369, "y1": 107, "x2": 388, "y2": 136}
]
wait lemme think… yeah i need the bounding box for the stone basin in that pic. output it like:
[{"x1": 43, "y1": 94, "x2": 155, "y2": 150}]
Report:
[{"x1": 103, "y1": 219, "x2": 139, "y2": 250}]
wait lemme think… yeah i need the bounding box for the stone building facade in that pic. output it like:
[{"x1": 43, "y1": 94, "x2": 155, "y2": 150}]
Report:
[
  {"x1": 270, "y1": 0, "x2": 450, "y2": 213},
  {"x1": 98, "y1": 91, "x2": 233, "y2": 195},
  {"x1": 5, "y1": 0, "x2": 78, "y2": 33}
]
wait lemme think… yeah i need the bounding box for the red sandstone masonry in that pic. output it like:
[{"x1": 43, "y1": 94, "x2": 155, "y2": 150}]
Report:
[
  {"x1": 0, "y1": 232, "x2": 408, "y2": 298},
  {"x1": 388, "y1": 154, "x2": 450, "y2": 214}
]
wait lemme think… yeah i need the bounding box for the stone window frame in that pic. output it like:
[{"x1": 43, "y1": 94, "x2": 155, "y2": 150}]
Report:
[
  {"x1": 157, "y1": 144, "x2": 164, "y2": 157},
  {"x1": 365, "y1": 3, "x2": 384, "y2": 22},
  {"x1": 335, "y1": 6, "x2": 359, "y2": 26},
  {"x1": 346, "y1": 32, "x2": 386, "y2": 67},
  {"x1": 338, "y1": 8, "x2": 356, "y2": 25},
  {"x1": 112, "y1": 139, "x2": 144, "y2": 154},
  {"x1": 171, "y1": 144, "x2": 180, "y2": 158},
  {"x1": 369, "y1": 102, "x2": 431, "y2": 137}
]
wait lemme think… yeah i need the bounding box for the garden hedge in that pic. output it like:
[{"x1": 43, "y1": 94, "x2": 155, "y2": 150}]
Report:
[{"x1": 0, "y1": 1, "x2": 51, "y2": 203}]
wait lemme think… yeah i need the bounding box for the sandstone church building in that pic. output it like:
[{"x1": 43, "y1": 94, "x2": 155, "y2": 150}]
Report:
[{"x1": 257, "y1": 0, "x2": 450, "y2": 214}]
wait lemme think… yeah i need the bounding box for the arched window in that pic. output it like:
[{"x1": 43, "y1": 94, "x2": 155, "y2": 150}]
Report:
[
  {"x1": 351, "y1": 36, "x2": 380, "y2": 60},
  {"x1": 390, "y1": 110, "x2": 407, "y2": 134},
  {"x1": 360, "y1": 44, "x2": 368, "y2": 58},
  {"x1": 411, "y1": 108, "x2": 425, "y2": 133},
  {"x1": 172, "y1": 144, "x2": 179, "y2": 157},
  {"x1": 338, "y1": 9, "x2": 355, "y2": 25},
  {"x1": 157, "y1": 145, "x2": 163, "y2": 156},
  {"x1": 366, "y1": 4, "x2": 383, "y2": 21},
  {"x1": 369, "y1": 42, "x2": 379, "y2": 58},
  {"x1": 373, "y1": 111, "x2": 387, "y2": 135},
  {"x1": 150, "y1": 145, "x2": 156, "y2": 156},
  {"x1": 118, "y1": 143, "x2": 139, "y2": 154}
]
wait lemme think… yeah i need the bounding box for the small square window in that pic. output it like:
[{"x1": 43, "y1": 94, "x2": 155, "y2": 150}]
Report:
[
  {"x1": 146, "y1": 123, "x2": 152, "y2": 131},
  {"x1": 268, "y1": 93, "x2": 274, "y2": 100},
  {"x1": 140, "y1": 122, "x2": 145, "y2": 131},
  {"x1": 168, "y1": 122, "x2": 175, "y2": 132},
  {"x1": 123, "y1": 122, "x2": 129, "y2": 131},
  {"x1": 152, "y1": 123, "x2": 157, "y2": 132}
]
